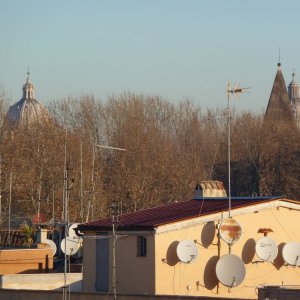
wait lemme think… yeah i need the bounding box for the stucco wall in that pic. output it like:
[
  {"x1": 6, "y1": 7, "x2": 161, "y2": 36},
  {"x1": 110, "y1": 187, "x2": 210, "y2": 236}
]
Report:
[
  {"x1": 116, "y1": 234, "x2": 155, "y2": 294},
  {"x1": 82, "y1": 232, "x2": 96, "y2": 292},
  {"x1": 0, "y1": 248, "x2": 53, "y2": 274},
  {"x1": 82, "y1": 231, "x2": 155, "y2": 294},
  {"x1": 154, "y1": 203, "x2": 300, "y2": 299}
]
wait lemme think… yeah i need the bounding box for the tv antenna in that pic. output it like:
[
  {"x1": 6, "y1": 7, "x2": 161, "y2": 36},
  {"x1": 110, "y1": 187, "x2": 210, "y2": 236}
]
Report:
[{"x1": 226, "y1": 83, "x2": 250, "y2": 217}]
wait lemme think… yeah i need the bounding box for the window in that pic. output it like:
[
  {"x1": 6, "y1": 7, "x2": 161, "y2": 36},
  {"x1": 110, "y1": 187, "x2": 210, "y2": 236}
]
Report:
[{"x1": 137, "y1": 236, "x2": 147, "y2": 257}]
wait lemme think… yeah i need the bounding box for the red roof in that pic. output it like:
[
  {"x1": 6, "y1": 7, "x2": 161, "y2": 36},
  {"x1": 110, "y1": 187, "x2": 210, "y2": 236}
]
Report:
[{"x1": 78, "y1": 197, "x2": 282, "y2": 232}]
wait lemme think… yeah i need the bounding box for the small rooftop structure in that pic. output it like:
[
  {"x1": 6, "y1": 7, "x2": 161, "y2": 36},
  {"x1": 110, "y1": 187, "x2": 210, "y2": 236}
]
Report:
[{"x1": 194, "y1": 180, "x2": 227, "y2": 199}]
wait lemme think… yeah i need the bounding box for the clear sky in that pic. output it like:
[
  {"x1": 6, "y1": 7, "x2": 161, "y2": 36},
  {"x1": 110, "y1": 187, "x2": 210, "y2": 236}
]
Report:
[{"x1": 1, "y1": 0, "x2": 300, "y2": 112}]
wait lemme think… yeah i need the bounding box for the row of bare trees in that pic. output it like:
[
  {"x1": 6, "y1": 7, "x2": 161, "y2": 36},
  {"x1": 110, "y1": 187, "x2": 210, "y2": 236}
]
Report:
[{"x1": 0, "y1": 92, "x2": 299, "y2": 227}]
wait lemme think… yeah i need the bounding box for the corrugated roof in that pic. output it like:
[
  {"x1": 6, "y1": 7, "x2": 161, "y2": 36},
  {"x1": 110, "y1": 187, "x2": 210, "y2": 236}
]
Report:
[{"x1": 78, "y1": 196, "x2": 282, "y2": 232}]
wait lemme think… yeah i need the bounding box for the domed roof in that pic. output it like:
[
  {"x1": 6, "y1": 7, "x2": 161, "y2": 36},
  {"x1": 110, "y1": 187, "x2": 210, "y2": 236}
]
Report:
[{"x1": 6, "y1": 72, "x2": 51, "y2": 128}]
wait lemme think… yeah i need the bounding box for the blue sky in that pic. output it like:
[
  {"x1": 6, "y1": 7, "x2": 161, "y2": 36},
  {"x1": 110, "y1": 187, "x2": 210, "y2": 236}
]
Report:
[{"x1": 1, "y1": 0, "x2": 300, "y2": 112}]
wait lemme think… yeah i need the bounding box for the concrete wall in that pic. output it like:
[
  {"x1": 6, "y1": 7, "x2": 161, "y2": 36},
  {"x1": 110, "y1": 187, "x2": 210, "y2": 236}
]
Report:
[
  {"x1": 0, "y1": 273, "x2": 82, "y2": 291},
  {"x1": 154, "y1": 202, "x2": 300, "y2": 299},
  {"x1": 0, "y1": 248, "x2": 53, "y2": 274}
]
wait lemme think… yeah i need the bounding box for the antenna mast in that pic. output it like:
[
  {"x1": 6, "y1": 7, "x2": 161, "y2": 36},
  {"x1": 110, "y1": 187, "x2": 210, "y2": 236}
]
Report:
[
  {"x1": 96, "y1": 144, "x2": 126, "y2": 300},
  {"x1": 111, "y1": 202, "x2": 119, "y2": 300},
  {"x1": 226, "y1": 83, "x2": 250, "y2": 217}
]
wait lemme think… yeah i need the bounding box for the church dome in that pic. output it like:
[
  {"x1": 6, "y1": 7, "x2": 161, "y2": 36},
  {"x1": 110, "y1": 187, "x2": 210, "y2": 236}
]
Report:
[{"x1": 6, "y1": 72, "x2": 51, "y2": 128}]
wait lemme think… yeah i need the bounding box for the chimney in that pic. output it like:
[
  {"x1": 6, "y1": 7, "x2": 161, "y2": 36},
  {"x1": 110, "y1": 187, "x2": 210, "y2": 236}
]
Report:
[
  {"x1": 36, "y1": 228, "x2": 48, "y2": 244},
  {"x1": 194, "y1": 181, "x2": 227, "y2": 199}
]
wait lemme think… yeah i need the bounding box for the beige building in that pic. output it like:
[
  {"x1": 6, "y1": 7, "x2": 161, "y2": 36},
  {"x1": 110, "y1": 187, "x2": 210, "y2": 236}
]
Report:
[{"x1": 78, "y1": 195, "x2": 300, "y2": 299}]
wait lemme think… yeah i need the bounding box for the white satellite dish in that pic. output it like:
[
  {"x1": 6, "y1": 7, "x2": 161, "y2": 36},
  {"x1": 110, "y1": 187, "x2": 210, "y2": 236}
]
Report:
[
  {"x1": 216, "y1": 254, "x2": 246, "y2": 287},
  {"x1": 282, "y1": 242, "x2": 300, "y2": 266},
  {"x1": 176, "y1": 240, "x2": 198, "y2": 264},
  {"x1": 44, "y1": 239, "x2": 57, "y2": 256},
  {"x1": 68, "y1": 223, "x2": 80, "y2": 238},
  {"x1": 61, "y1": 237, "x2": 80, "y2": 256},
  {"x1": 219, "y1": 218, "x2": 243, "y2": 245},
  {"x1": 255, "y1": 237, "x2": 278, "y2": 261}
]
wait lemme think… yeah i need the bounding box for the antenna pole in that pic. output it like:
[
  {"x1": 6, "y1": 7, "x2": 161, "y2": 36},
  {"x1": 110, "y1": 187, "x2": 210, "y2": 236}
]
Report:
[
  {"x1": 0, "y1": 154, "x2": 2, "y2": 247},
  {"x1": 63, "y1": 165, "x2": 68, "y2": 300},
  {"x1": 97, "y1": 143, "x2": 126, "y2": 300},
  {"x1": 226, "y1": 83, "x2": 250, "y2": 218},
  {"x1": 80, "y1": 139, "x2": 83, "y2": 222},
  {"x1": 91, "y1": 143, "x2": 95, "y2": 221},
  {"x1": 111, "y1": 202, "x2": 119, "y2": 300},
  {"x1": 63, "y1": 134, "x2": 73, "y2": 300},
  {"x1": 52, "y1": 187, "x2": 55, "y2": 232},
  {"x1": 228, "y1": 94, "x2": 232, "y2": 218},
  {"x1": 8, "y1": 171, "x2": 12, "y2": 248}
]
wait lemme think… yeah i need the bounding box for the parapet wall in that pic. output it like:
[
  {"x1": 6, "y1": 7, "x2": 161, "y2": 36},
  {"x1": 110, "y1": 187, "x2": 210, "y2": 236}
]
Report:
[
  {"x1": 0, "y1": 248, "x2": 53, "y2": 274},
  {"x1": 0, "y1": 273, "x2": 82, "y2": 291}
]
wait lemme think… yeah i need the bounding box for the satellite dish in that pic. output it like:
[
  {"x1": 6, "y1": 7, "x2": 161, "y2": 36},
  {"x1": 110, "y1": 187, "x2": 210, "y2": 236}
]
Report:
[
  {"x1": 68, "y1": 223, "x2": 80, "y2": 238},
  {"x1": 282, "y1": 242, "x2": 300, "y2": 266},
  {"x1": 61, "y1": 237, "x2": 79, "y2": 256},
  {"x1": 216, "y1": 254, "x2": 246, "y2": 287},
  {"x1": 255, "y1": 237, "x2": 278, "y2": 261},
  {"x1": 176, "y1": 240, "x2": 198, "y2": 264},
  {"x1": 219, "y1": 218, "x2": 243, "y2": 245},
  {"x1": 44, "y1": 239, "x2": 57, "y2": 256}
]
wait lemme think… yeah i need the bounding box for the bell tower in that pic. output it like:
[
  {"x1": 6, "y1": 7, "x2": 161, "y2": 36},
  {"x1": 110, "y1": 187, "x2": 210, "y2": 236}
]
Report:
[{"x1": 288, "y1": 72, "x2": 300, "y2": 129}]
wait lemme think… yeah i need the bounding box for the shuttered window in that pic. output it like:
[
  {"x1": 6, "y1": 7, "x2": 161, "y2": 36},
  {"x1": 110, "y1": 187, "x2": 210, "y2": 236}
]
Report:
[{"x1": 137, "y1": 236, "x2": 147, "y2": 257}]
